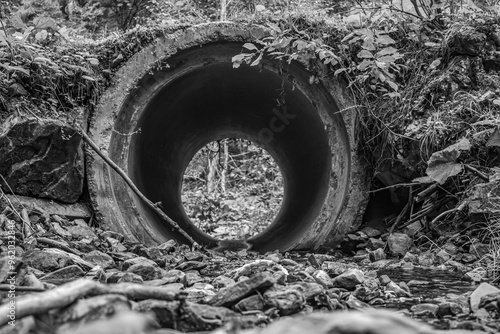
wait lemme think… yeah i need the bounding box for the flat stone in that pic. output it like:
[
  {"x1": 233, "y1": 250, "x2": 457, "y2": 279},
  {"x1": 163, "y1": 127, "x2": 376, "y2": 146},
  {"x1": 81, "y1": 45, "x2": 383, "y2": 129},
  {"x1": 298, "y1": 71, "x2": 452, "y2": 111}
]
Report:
[
  {"x1": 208, "y1": 271, "x2": 275, "y2": 307},
  {"x1": 0, "y1": 118, "x2": 84, "y2": 203},
  {"x1": 367, "y1": 238, "x2": 385, "y2": 250},
  {"x1": 118, "y1": 272, "x2": 144, "y2": 283},
  {"x1": 321, "y1": 261, "x2": 350, "y2": 276},
  {"x1": 280, "y1": 259, "x2": 299, "y2": 267},
  {"x1": 40, "y1": 265, "x2": 85, "y2": 282},
  {"x1": 163, "y1": 269, "x2": 186, "y2": 284},
  {"x1": 234, "y1": 294, "x2": 265, "y2": 312},
  {"x1": 386, "y1": 281, "x2": 411, "y2": 297},
  {"x1": 83, "y1": 250, "x2": 115, "y2": 269},
  {"x1": 470, "y1": 282, "x2": 500, "y2": 312},
  {"x1": 387, "y1": 233, "x2": 412, "y2": 257},
  {"x1": 184, "y1": 251, "x2": 204, "y2": 261},
  {"x1": 106, "y1": 238, "x2": 127, "y2": 252},
  {"x1": 411, "y1": 303, "x2": 439, "y2": 317},
  {"x1": 212, "y1": 275, "x2": 235, "y2": 289},
  {"x1": 184, "y1": 271, "x2": 203, "y2": 286},
  {"x1": 369, "y1": 248, "x2": 386, "y2": 262},
  {"x1": 361, "y1": 226, "x2": 382, "y2": 238},
  {"x1": 175, "y1": 261, "x2": 207, "y2": 271},
  {"x1": 464, "y1": 267, "x2": 487, "y2": 283},
  {"x1": 230, "y1": 260, "x2": 288, "y2": 280},
  {"x1": 332, "y1": 269, "x2": 364, "y2": 290}
]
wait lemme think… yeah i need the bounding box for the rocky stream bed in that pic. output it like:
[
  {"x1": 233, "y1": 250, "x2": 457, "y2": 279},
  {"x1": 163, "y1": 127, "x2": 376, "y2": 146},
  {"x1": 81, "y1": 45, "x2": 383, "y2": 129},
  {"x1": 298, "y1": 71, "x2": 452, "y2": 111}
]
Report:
[{"x1": 0, "y1": 194, "x2": 499, "y2": 334}]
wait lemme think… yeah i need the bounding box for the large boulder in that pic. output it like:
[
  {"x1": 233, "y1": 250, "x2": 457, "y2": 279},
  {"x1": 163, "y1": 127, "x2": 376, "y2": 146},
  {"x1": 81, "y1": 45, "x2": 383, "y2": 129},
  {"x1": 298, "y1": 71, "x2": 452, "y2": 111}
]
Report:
[{"x1": 0, "y1": 117, "x2": 83, "y2": 203}]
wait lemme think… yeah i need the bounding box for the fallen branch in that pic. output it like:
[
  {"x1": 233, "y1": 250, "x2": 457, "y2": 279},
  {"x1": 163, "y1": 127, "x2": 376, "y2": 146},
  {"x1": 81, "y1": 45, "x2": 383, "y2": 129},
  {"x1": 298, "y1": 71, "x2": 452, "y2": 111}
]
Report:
[
  {"x1": 0, "y1": 278, "x2": 186, "y2": 326},
  {"x1": 464, "y1": 164, "x2": 490, "y2": 182},
  {"x1": 79, "y1": 127, "x2": 195, "y2": 245},
  {"x1": 36, "y1": 237, "x2": 83, "y2": 256},
  {"x1": 429, "y1": 201, "x2": 467, "y2": 227}
]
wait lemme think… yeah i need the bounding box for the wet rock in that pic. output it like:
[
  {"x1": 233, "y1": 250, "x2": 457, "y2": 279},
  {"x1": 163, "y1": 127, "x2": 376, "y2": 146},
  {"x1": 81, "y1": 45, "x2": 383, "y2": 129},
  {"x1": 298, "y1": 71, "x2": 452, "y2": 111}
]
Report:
[
  {"x1": 135, "y1": 300, "x2": 237, "y2": 332},
  {"x1": 387, "y1": 233, "x2": 412, "y2": 257},
  {"x1": 312, "y1": 270, "x2": 333, "y2": 288},
  {"x1": 411, "y1": 303, "x2": 439, "y2": 317},
  {"x1": 212, "y1": 275, "x2": 235, "y2": 289},
  {"x1": 264, "y1": 285, "x2": 306, "y2": 315},
  {"x1": 470, "y1": 282, "x2": 500, "y2": 312},
  {"x1": 83, "y1": 250, "x2": 115, "y2": 269},
  {"x1": 0, "y1": 118, "x2": 84, "y2": 203},
  {"x1": 23, "y1": 249, "x2": 73, "y2": 272},
  {"x1": 234, "y1": 294, "x2": 265, "y2": 312},
  {"x1": 40, "y1": 264, "x2": 85, "y2": 282},
  {"x1": 126, "y1": 262, "x2": 164, "y2": 281},
  {"x1": 208, "y1": 271, "x2": 275, "y2": 307},
  {"x1": 332, "y1": 269, "x2": 364, "y2": 290}
]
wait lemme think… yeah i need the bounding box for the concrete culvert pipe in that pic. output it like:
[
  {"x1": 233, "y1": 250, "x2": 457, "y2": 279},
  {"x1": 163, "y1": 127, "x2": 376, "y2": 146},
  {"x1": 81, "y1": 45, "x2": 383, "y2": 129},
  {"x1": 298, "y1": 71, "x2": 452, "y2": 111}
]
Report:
[{"x1": 87, "y1": 23, "x2": 368, "y2": 252}]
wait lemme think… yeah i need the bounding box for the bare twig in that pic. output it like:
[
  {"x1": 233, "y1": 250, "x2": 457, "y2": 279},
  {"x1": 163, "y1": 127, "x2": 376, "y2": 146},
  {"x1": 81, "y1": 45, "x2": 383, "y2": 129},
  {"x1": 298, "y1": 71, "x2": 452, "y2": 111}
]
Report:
[
  {"x1": 368, "y1": 182, "x2": 420, "y2": 193},
  {"x1": 429, "y1": 201, "x2": 467, "y2": 227},
  {"x1": 78, "y1": 127, "x2": 195, "y2": 245},
  {"x1": 36, "y1": 237, "x2": 83, "y2": 256},
  {"x1": 414, "y1": 183, "x2": 439, "y2": 203},
  {"x1": 464, "y1": 164, "x2": 490, "y2": 182},
  {"x1": 389, "y1": 186, "x2": 413, "y2": 234}
]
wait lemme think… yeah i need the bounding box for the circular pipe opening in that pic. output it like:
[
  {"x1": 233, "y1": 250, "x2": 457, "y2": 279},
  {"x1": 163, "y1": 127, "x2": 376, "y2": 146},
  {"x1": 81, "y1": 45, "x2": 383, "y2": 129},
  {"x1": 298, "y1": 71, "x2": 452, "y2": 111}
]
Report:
[
  {"x1": 181, "y1": 138, "x2": 284, "y2": 240},
  {"x1": 89, "y1": 25, "x2": 366, "y2": 253}
]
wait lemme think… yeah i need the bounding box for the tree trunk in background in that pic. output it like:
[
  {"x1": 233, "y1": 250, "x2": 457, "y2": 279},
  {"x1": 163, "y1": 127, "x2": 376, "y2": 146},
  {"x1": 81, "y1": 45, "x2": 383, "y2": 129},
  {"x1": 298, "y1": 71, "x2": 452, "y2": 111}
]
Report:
[
  {"x1": 220, "y1": 0, "x2": 227, "y2": 21},
  {"x1": 206, "y1": 145, "x2": 219, "y2": 193},
  {"x1": 221, "y1": 139, "x2": 229, "y2": 194}
]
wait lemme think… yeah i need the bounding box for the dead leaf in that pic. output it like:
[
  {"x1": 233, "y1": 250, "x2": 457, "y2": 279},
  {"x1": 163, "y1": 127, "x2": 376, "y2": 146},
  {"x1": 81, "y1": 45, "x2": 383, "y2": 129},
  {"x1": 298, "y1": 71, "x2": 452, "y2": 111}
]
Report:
[{"x1": 486, "y1": 129, "x2": 500, "y2": 147}]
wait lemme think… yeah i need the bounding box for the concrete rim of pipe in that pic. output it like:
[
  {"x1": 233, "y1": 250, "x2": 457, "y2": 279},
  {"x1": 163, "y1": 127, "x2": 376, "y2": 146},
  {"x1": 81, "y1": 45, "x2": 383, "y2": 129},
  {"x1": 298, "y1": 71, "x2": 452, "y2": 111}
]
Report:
[{"x1": 87, "y1": 22, "x2": 368, "y2": 252}]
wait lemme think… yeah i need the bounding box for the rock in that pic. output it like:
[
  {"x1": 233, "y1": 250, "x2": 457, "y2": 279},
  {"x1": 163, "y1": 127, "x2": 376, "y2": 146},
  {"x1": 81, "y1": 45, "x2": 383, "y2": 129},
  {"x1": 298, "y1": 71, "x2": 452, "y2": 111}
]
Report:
[
  {"x1": 387, "y1": 233, "x2": 412, "y2": 257},
  {"x1": 0, "y1": 118, "x2": 84, "y2": 203},
  {"x1": 58, "y1": 294, "x2": 130, "y2": 325},
  {"x1": 346, "y1": 295, "x2": 371, "y2": 309},
  {"x1": 361, "y1": 226, "x2": 382, "y2": 238},
  {"x1": 184, "y1": 271, "x2": 203, "y2": 286},
  {"x1": 106, "y1": 238, "x2": 127, "y2": 252},
  {"x1": 307, "y1": 254, "x2": 321, "y2": 267},
  {"x1": 208, "y1": 272, "x2": 275, "y2": 307},
  {"x1": 85, "y1": 265, "x2": 107, "y2": 283},
  {"x1": 332, "y1": 269, "x2": 364, "y2": 290},
  {"x1": 118, "y1": 272, "x2": 144, "y2": 283},
  {"x1": 411, "y1": 303, "x2": 439, "y2": 318},
  {"x1": 234, "y1": 294, "x2": 265, "y2": 312},
  {"x1": 280, "y1": 258, "x2": 299, "y2": 267},
  {"x1": 321, "y1": 262, "x2": 351, "y2": 276},
  {"x1": 369, "y1": 248, "x2": 386, "y2": 262},
  {"x1": 464, "y1": 267, "x2": 487, "y2": 283},
  {"x1": 122, "y1": 257, "x2": 158, "y2": 271},
  {"x1": 23, "y1": 249, "x2": 73, "y2": 272},
  {"x1": 135, "y1": 300, "x2": 237, "y2": 332},
  {"x1": 212, "y1": 275, "x2": 235, "y2": 289},
  {"x1": 442, "y1": 243, "x2": 459, "y2": 255},
  {"x1": 163, "y1": 269, "x2": 186, "y2": 284},
  {"x1": 126, "y1": 262, "x2": 164, "y2": 281},
  {"x1": 386, "y1": 281, "x2": 411, "y2": 297},
  {"x1": 288, "y1": 282, "x2": 325, "y2": 300},
  {"x1": 157, "y1": 240, "x2": 177, "y2": 253},
  {"x1": 185, "y1": 286, "x2": 216, "y2": 303},
  {"x1": 379, "y1": 274, "x2": 392, "y2": 286},
  {"x1": 66, "y1": 219, "x2": 98, "y2": 240},
  {"x1": 402, "y1": 221, "x2": 423, "y2": 237},
  {"x1": 297, "y1": 270, "x2": 316, "y2": 283},
  {"x1": 264, "y1": 285, "x2": 306, "y2": 315},
  {"x1": 437, "y1": 301, "x2": 464, "y2": 317},
  {"x1": 470, "y1": 282, "x2": 500, "y2": 312},
  {"x1": 175, "y1": 261, "x2": 207, "y2": 271},
  {"x1": 40, "y1": 265, "x2": 85, "y2": 282},
  {"x1": 417, "y1": 251, "x2": 435, "y2": 266},
  {"x1": 446, "y1": 26, "x2": 486, "y2": 57},
  {"x1": 312, "y1": 270, "x2": 333, "y2": 288},
  {"x1": 83, "y1": 250, "x2": 115, "y2": 269},
  {"x1": 367, "y1": 238, "x2": 385, "y2": 250},
  {"x1": 184, "y1": 251, "x2": 204, "y2": 261},
  {"x1": 436, "y1": 249, "x2": 451, "y2": 264},
  {"x1": 230, "y1": 260, "x2": 288, "y2": 280},
  {"x1": 468, "y1": 180, "x2": 500, "y2": 221},
  {"x1": 478, "y1": 291, "x2": 500, "y2": 312}
]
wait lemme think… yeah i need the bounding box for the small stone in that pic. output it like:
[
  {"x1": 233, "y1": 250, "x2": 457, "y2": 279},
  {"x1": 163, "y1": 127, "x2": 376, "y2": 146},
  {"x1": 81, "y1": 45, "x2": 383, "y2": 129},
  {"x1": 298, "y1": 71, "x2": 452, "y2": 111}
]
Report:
[
  {"x1": 436, "y1": 249, "x2": 451, "y2": 264},
  {"x1": 437, "y1": 301, "x2": 464, "y2": 317},
  {"x1": 402, "y1": 221, "x2": 423, "y2": 237},
  {"x1": 442, "y1": 242, "x2": 459, "y2": 255},
  {"x1": 83, "y1": 250, "x2": 115, "y2": 269},
  {"x1": 288, "y1": 282, "x2": 325, "y2": 300},
  {"x1": 297, "y1": 271, "x2": 316, "y2": 283},
  {"x1": 386, "y1": 281, "x2": 411, "y2": 297},
  {"x1": 321, "y1": 261, "x2": 350, "y2": 276},
  {"x1": 85, "y1": 265, "x2": 107, "y2": 283},
  {"x1": 185, "y1": 286, "x2": 216, "y2": 303},
  {"x1": 361, "y1": 226, "x2": 382, "y2": 238},
  {"x1": 184, "y1": 271, "x2": 203, "y2": 287},
  {"x1": 163, "y1": 269, "x2": 186, "y2": 284},
  {"x1": 263, "y1": 285, "x2": 306, "y2": 316},
  {"x1": 106, "y1": 237, "x2": 127, "y2": 252},
  {"x1": 157, "y1": 240, "x2": 177, "y2": 253},
  {"x1": 307, "y1": 254, "x2": 320, "y2": 268},
  {"x1": 470, "y1": 282, "x2": 500, "y2": 312},
  {"x1": 265, "y1": 253, "x2": 281, "y2": 263},
  {"x1": 176, "y1": 261, "x2": 207, "y2": 271},
  {"x1": 346, "y1": 295, "x2": 371, "y2": 309},
  {"x1": 387, "y1": 233, "x2": 412, "y2": 257},
  {"x1": 280, "y1": 259, "x2": 299, "y2": 267},
  {"x1": 369, "y1": 248, "x2": 386, "y2": 262},
  {"x1": 332, "y1": 269, "x2": 364, "y2": 290},
  {"x1": 312, "y1": 270, "x2": 333, "y2": 288},
  {"x1": 184, "y1": 251, "x2": 204, "y2": 261},
  {"x1": 417, "y1": 251, "x2": 435, "y2": 266},
  {"x1": 40, "y1": 265, "x2": 84, "y2": 282},
  {"x1": 411, "y1": 303, "x2": 438, "y2": 317}
]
